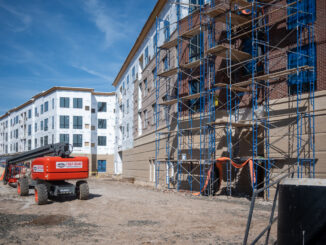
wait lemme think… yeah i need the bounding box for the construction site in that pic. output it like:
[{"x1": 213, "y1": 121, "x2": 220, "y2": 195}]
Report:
[{"x1": 1, "y1": 0, "x2": 326, "y2": 244}]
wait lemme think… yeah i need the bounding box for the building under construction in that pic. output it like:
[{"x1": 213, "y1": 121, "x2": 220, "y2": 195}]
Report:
[{"x1": 113, "y1": 0, "x2": 325, "y2": 198}]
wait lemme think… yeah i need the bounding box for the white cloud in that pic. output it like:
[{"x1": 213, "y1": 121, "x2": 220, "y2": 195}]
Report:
[
  {"x1": 83, "y1": 0, "x2": 127, "y2": 47},
  {"x1": 0, "y1": 1, "x2": 32, "y2": 32},
  {"x1": 72, "y1": 64, "x2": 113, "y2": 82}
]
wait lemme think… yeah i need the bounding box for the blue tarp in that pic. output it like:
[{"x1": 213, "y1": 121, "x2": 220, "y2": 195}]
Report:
[{"x1": 287, "y1": 0, "x2": 316, "y2": 30}]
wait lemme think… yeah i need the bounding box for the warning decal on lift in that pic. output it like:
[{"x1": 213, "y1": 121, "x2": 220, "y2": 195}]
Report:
[
  {"x1": 33, "y1": 165, "x2": 44, "y2": 172},
  {"x1": 56, "y1": 161, "x2": 83, "y2": 169}
]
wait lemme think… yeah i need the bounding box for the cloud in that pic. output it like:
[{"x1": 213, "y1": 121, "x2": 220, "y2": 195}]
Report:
[
  {"x1": 82, "y1": 0, "x2": 127, "y2": 47},
  {"x1": 0, "y1": 1, "x2": 32, "y2": 32},
  {"x1": 72, "y1": 64, "x2": 113, "y2": 82}
]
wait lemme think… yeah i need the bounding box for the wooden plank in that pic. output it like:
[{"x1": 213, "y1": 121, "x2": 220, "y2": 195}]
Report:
[
  {"x1": 206, "y1": 44, "x2": 251, "y2": 62},
  {"x1": 204, "y1": 3, "x2": 229, "y2": 18},
  {"x1": 159, "y1": 92, "x2": 201, "y2": 106},
  {"x1": 234, "y1": 66, "x2": 313, "y2": 87},
  {"x1": 159, "y1": 38, "x2": 178, "y2": 49},
  {"x1": 215, "y1": 12, "x2": 250, "y2": 25},
  {"x1": 158, "y1": 67, "x2": 178, "y2": 77},
  {"x1": 214, "y1": 83, "x2": 251, "y2": 92},
  {"x1": 231, "y1": 0, "x2": 251, "y2": 8},
  {"x1": 180, "y1": 59, "x2": 201, "y2": 69},
  {"x1": 160, "y1": 98, "x2": 178, "y2": 106},
  {"x1": 209, "y1": 120, "x2": 259, "y2": 128},
  {"x1": 181, "y1": 26, "x2": 201, "y2": 39}
]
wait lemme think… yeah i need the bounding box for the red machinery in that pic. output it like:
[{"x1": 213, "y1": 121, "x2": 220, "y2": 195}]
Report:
[{"x1": 3, "y1": 143, "x2": 89, "y2": 205}]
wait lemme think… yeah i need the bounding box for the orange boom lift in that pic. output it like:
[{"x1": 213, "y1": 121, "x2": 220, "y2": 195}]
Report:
[{"x1": 2, "y1": 143, "x2": 89, "y2": 205}]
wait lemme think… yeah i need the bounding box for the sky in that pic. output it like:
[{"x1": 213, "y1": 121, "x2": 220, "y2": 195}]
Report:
[{"x1": 0, "y1": 0, "x2": 157, "y2": 115}]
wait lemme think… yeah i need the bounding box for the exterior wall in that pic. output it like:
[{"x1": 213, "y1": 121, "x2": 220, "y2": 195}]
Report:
[
  {"x1": 113, "y1": 0, "x2": 325, "y2": 189},
  {"x1": 114, "y1": 0, "x2": 190, "y2": 175},
  {"x1": 0, "y1": 88, "x2": 115, "y2": 175}
]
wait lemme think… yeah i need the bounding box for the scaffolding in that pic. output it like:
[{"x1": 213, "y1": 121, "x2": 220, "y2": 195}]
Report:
[{"x1": 154, "y1": 0, "x2": 316, "y2": 198}]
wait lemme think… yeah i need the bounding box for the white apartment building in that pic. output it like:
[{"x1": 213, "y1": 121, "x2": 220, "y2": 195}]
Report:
[
  {"x1": 0, "y1": 87, "x2": 115, "y2": 175},
  {"x1": 112, "y1": 0, "x2": 190, "y2": 175}
]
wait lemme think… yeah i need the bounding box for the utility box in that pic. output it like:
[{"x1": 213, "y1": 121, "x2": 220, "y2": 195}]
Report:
[{"x1": 278, "y1": 178, "x2": 326, "y2": 245}]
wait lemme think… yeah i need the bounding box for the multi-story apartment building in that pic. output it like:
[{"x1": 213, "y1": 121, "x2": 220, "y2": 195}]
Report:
[
  {"x1": 0, "y1": 87, "x2": 115, "y2": 175},
  {"x1": 113, "y1": 0, "x2": 326, "y2": 196},
  {"x1": 112, "y1": 0, "x2": 191, "y2": 176}
]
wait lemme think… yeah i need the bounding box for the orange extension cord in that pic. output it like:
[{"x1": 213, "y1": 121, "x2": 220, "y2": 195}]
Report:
[{"x1": 193, "y1": 157, "x2": 256, "y2": 196}]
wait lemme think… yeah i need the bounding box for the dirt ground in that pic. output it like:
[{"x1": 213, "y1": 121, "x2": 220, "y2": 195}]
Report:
[{"x1": 0, "y1": 178, "x2": 277, "y2": 245}]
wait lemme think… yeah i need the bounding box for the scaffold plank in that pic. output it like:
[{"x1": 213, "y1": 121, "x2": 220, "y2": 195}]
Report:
[
  {"x1": 209, "y1": 121, "x2": 260, "y2": 128},
  {"x1": 204, "y1": 3, "x2": 229, "y2": 18},
  {"x1": 158, "y1": 67, "x2": 178, "y2": 77},
  {"x1": 235, "y1": 66, "x2": 313, "y2": 87},
  {"x1": 159, "y1": 92, "x2": 202, "y2": 106},
  {"x1": 231, "y1": 0, "x2": 251, "y2": 8},
  {"x1": 215, "y1": 12, "x2": 250, "y2": 25},
  {"x1": 215, "y1": 83, "x2": 251, "y2": 92},
  {"x1": 181, "y1": 26, "x2": 201, "y2": 39},
  {"x1": 180, "y1": 59, "x2": 201, "y2": 69},
  {"x1": 159, "y1": 38, "x2": 178, "y2": 49},
  {"x1": 206, "y1": 44, "x2": 251, "y2": 61}
]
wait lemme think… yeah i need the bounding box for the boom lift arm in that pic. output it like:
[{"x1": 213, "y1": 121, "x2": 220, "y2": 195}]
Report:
[{"x1": 3, "y1": 143, "x2": 72, "y2": 185}]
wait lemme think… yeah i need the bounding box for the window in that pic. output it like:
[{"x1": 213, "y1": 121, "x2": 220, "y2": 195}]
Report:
[
  {"x1": 60, "y1": 116, "x2": 69, "y2": 129},
  {"x1": 35, "y1": 107, "x2": 38, "y2": 117},
  {"x1": 52, "y1": 116, "x2": 54, "y2": 129},
  {"x1": 132, "y1": 66, "x2": 136, "y2": 81},
  {"x1": 35, "y1": 123, "x2": 37, "y2": 132},
  {"x1": 28, "y1": 125, "x2": 32, "y2": 136},
  {"x1": 52, "y1": 98, "x2": 54, "y2": 109},
  {"x1": 28, "y1": 109, "x2": 32, "y2": 119},
  {"x1": 287, "y1": 44, "x2": 316, "y2": 95},
  {"x1": 60, "y1": 97, "x2": 70, "y2": 108},
  {"x1": 52, "y1": 134, "x2": 54, "y2": 144},
  {"x1": 73, "y1": 98, "x2": 83, "y2": 109},
  {"x1": 44, "y1": 136, "x2": 48, "y2": 146},
  {"x1": 189, "y1": 33, "x2": 203, "y2": 62},
  {"x1": 44, "y1": 118, "x2": 48, "y2": 131},
  {"x1": 126, "y1": 100, "x2": 129, "y2": 114},
  {"x1": 144, "y1": 79, "x2": 148, "y2": 96},
  {"x1": 98, "y1": 160, "x2": 106, "y2": 172},
  {"x1": 28, "y1": 140, "x2": 31, "y2": 151},
  {"x1": 60, "y1": 134, "x2": 69, "y2": 144},
  {"x1": 144, "y1": 110, "x2": 148, "y2": 128},
  {"x1": 153, "y1": 33, "x2": 157, "y2": 53},
  {"x1": 41, "y1": 104, "x2": 44, "y2": 114},
  {"x1": 127, "y1": 124, "x2": 129, "y2": 138},
  {"x1": 34, "y1": 138, "x2": 37, "y2": 148},
  {"x1": 287, "y1": 0, "x2": 316, "y2": 30},
  {"x1": 145, "y1": 46, "x2": 149, "y2": 66},
  {"x1": 41, "y1": 121, "x2": 44, "y2": 131},
  {"x1": 163, "y1": 56, "x2": 169, "y2": 71},
  {"x1": 73, "y1": 134, "x2": 83, "y2": 147},
  {"x1": 127, "y1": 75, "x2": 129, "y2": 85},
  {"x1": 164, "y1": 19, "x2": 170, "y2": 42},
  {"x1": 44, "y1": 101, "x2": 48, "y2": 112},
  {"x1": 73, "y1": 116, "x2": 83, "y2": 129},
  {"x1": 98, "y1": 102, "x2": 107, "y2": 112},
  {"x1": 152, "y1": 104, "x2": 157, "y2": 124},
  {"x1": 98, "y1": 136, "x2": 107, "y2": 146},
  {"x1": 40, "y1": 137, "x2": 44, "y2": 147},
  {"x1": 98, "y1": 119, "x2": 107, "y2": 129},
  {"x1": 189, "y1": 80, "x2": 200, "y2": 111},
  {"x1": 189, "y1": 0, "x2": 203, "y2": 13}
]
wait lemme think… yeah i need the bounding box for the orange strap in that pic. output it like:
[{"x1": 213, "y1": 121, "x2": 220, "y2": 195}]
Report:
[
  {"x1": 193, "y1": 157, "x2": 256, "y2": 196},
  {"x1": 0, "y1": 170, "x2": 4, "y2": 181}
]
